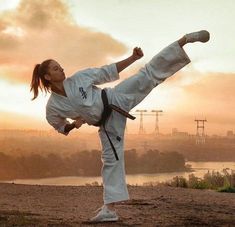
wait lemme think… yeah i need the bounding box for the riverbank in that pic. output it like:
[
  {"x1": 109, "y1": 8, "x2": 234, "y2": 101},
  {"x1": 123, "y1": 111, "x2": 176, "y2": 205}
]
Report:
[
  {"x1": 3, "y1": 161, "x2": 234, "y2": 186},
  {"x1": 0, "y1": 183, "x2": 234, "y2": 226}
]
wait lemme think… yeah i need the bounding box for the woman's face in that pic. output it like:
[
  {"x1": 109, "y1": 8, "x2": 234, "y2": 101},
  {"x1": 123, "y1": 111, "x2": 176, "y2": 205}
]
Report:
[{"x1": 46, "y1": 60, "x2": 65, "y2": 83}]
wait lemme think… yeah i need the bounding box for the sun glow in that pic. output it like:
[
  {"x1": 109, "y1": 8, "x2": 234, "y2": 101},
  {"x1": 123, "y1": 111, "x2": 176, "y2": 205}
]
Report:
[
  {"x1": 0, "y1": 0, "x2": 20, "y2": 11},
  {"x1": 0, "y1": 79, "x2": 48, "y2": 119},
  {"x1": 2, "y1": 26, "x2": 25, "y2": 37}
]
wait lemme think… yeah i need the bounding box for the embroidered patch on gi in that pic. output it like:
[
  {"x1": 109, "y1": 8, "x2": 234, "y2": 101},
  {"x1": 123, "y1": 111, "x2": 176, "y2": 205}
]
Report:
[{"x1": 79, "y1": 87, "x2": 87, "y2": 99}]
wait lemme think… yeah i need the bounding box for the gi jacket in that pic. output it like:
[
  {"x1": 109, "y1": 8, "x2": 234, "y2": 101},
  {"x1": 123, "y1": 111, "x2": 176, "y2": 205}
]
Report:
[{"x1": 46, "y1": 63, "x2": 119, "y2": 135}]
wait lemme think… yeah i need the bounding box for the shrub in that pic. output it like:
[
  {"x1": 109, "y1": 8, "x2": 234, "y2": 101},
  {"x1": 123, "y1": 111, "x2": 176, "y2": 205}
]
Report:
[
  {"x1": 217, "y1": 186, "x2": 235, "y2": 193},
  {"x1": 166, "y1": 169, "x2": 235, "y2": 193},
  {"x1": 170, "y1": 176, "x2": 188, "y2": 188}
]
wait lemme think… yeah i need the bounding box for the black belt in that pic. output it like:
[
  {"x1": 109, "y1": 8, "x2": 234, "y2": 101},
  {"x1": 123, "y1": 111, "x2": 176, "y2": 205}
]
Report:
[{"x1": 94, "y1": 89, "x2": 135, "y2": 161}]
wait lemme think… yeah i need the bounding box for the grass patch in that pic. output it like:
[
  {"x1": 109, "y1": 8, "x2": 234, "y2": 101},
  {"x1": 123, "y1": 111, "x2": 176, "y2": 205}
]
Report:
[
  {"x1": 165, "y1": 169, "x2": 235, "y2": 193},
  {"x1": 217, "y1": 186, "x2": 235, "y2": 193}
]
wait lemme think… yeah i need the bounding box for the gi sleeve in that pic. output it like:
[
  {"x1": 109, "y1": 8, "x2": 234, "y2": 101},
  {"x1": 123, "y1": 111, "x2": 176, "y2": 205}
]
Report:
[
  {"x1": 88, "y1": 63, "x2": 119, "y2": 85},
  {"x1": 46, "y1": 108, "x2": 70, "y2": 136}
]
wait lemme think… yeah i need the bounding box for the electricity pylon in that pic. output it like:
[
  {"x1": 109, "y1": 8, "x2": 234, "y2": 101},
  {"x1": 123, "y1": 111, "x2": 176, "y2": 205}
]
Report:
[
  {"x1": 136, "y1": 110, "x2": 147, "y2": 134},
  {"x1": 151, "y1": 110, "x2": 163, "y2": 135},
  {"x1": 195, "y1": 118, "x2": 207, "y2": 144}
]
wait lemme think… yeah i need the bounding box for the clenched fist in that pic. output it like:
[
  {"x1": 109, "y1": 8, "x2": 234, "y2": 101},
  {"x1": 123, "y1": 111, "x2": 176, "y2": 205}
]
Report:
[
  {"x1": 132, "y1": 47, "x2": 144, "y2": 60},
  {"x1": 73, "y1": 118, "x2": 86, "y2": 129}
]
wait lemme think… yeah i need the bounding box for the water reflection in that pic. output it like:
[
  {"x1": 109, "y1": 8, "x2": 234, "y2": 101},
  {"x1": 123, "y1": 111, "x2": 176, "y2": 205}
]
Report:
[{"x1": 4, "y1": 162, "x2": 235, "y2": 186}]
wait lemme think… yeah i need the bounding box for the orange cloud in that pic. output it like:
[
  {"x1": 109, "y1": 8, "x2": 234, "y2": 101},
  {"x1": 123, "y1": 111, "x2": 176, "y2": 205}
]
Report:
[
  {"x1": 183, "y1": 72, "x2": 235, "y2": 100},
  {"x1": 166, "y1": 72, "x2": 235, "y2": 131},
  {"x1": 0, "y1": 0, "x2": 127, "y2": 83}
]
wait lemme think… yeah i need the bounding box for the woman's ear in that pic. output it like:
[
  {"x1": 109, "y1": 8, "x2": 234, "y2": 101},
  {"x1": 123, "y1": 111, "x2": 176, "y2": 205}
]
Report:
[{"x1": 44, "y1": 74, "x2": 51, "y2": 81}]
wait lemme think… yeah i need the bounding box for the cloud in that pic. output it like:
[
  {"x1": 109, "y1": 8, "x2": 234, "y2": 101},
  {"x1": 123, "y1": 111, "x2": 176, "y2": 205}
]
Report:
[
  {"x1": 0, "y1": 111, "x2": 49, "y2": 130},
  {"x1": 16, "y1": 0, "x2": 72, "y2": 29},
  {"x1": 0, "y1": 0, "x2": 127, "y2": 83},
  {"x1": 183, "y1": 72, "x2": 235, "y2": 101},
  {"x1": 172, "y1": 72, "x2": 235, "y2": 124},
  {"x1": 0, "y1": 18, "x2": 8, "y2": 33}
]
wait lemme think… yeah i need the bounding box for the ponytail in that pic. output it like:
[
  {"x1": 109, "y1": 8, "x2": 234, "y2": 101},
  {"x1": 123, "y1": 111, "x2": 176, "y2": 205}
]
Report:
[
  {"x1": 30, "y1": 59, "x2": 53, "y2": 100},
  {"x1": 30, "y1": 64, "x2": 40, "y2": 100}
]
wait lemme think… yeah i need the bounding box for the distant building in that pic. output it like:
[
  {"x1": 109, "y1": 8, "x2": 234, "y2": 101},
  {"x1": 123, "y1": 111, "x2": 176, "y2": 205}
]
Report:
[
  {"x1": 172, "y1": 128, "x2": 178, "y2": 134},
  {"x1": 172, "y1": 128, "x2": 189, "y2": 138},
  {"x1": 227, "y1": 130, "x2": 234, "y2": 138}
]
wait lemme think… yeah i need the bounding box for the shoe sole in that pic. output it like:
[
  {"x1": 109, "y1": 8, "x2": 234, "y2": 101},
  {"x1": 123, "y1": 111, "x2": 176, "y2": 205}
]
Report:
[
  {"x1": 101, "y1": 217, "x2": 119, "y2": 222},
  {"x1": 90, "y1": 217, "x2": 119, "y2": 222}
]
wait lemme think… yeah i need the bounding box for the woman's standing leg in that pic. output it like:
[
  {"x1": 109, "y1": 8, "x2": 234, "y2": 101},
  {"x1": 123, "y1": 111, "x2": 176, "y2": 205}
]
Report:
[
  {"x1": 99, "y1": 126, "x2": 129, "y2": 205},
  {"x1": 91, "y1": 113, "x2": 128, "y2": 222}
]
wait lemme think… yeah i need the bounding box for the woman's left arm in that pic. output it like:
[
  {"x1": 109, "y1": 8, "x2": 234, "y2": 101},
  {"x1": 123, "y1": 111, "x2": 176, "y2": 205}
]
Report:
[{"x1": 115, "y1": 47, "x2": 144, "y2": 73}]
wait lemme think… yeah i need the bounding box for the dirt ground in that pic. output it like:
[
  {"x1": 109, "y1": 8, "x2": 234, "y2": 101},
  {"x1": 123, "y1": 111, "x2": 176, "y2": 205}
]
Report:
[{"x1": 0, "y1": 183, "x2": 234, "y2": 226}]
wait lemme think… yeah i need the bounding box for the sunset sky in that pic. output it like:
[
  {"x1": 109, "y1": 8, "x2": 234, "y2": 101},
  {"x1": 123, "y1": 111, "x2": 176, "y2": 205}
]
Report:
[{"x1": 0, "y1": 0, "x2": 235, "y2": 135}]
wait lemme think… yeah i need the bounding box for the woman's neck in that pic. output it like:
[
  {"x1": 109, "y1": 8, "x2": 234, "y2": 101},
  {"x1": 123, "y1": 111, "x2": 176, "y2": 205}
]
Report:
[{"x1": 51, "y1": 82, "x2": 67, "y2": 97}]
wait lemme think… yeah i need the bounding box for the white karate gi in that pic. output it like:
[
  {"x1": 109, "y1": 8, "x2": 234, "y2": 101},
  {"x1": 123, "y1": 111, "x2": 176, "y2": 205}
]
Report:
[
  {"x1": 46, "y1": 63, "x2": 119, "y2": 134},
  {"x1": 46, "y1": 41, "x2": 191, "y2": 205}
]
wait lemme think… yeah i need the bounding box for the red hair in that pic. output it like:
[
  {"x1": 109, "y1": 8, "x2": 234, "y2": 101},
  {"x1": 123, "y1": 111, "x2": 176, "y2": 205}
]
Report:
[{"x1": 30, "y1": 59, "x2": 53, "y2": 100}]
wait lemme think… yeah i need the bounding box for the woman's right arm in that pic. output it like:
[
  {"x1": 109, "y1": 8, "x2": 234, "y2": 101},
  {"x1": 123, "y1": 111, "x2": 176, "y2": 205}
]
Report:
[
  {"x1": 64, "y1": 122, "x2": 76, "y2": 133},
  {"x1": 46, "y1": 104, "x2": 86, "y2": 135},
  {"x1": 46, "y1": 108, "x2": 72, "y2": 135},
  {"x1": 64, "y1": 118, "x2": 86, "y2": 133}
]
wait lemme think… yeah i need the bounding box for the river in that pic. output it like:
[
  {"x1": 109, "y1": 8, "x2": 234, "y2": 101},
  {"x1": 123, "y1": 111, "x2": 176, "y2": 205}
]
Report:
[{"x1": 3, "y1": 162, "x2": 235, "y2": 186}]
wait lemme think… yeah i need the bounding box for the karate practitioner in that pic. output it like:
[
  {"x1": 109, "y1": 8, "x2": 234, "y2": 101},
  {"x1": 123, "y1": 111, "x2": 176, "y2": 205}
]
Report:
[{"x1": 30, "y1": 30, "x2": 210, "y2": 222}]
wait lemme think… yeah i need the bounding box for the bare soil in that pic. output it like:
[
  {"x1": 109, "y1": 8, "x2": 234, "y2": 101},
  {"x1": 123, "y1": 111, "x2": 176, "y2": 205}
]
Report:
[{"x1": 0, "y1": 183, "x2": 234, "y2": 226}]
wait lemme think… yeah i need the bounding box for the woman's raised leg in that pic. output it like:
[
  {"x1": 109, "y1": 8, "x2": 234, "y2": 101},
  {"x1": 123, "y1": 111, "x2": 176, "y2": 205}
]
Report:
[{"x1": 113, "y1": 30, "x2": 210, "y2": 112}]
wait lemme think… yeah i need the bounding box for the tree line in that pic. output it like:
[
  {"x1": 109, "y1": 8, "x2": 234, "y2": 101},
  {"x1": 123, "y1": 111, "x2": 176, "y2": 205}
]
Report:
[{"x1": 0, "y1": 149, "x2": 187, "y2": 180}]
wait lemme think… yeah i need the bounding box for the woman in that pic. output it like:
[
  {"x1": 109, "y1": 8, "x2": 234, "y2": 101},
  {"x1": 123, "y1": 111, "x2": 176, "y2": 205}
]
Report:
[{"x1": 30, "y1": 30, "x2": 210, "y2": 222}]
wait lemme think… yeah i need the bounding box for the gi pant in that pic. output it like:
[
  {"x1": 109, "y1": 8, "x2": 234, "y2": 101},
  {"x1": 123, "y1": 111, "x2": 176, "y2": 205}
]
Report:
[{"x1": 98, "y1": 41, "x2": 191, "y2": 204}]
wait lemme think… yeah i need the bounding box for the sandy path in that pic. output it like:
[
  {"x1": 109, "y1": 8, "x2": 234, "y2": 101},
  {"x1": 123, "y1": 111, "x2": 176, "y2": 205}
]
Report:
[{"x1": 0, "y1": 183, "x2": 235, "y2": 226}]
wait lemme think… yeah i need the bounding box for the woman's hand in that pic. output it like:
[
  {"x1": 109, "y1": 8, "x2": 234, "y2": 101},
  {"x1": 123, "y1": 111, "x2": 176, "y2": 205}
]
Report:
[
  {"x1": 73, "y1": 118, "x2": 86, "y2": 129},
  {"x1": 115, "y1": 47, "x2": 144, "y2": 73},
  {"x1": 132, "y1": 47, "x2": 144, "y2": 60}
]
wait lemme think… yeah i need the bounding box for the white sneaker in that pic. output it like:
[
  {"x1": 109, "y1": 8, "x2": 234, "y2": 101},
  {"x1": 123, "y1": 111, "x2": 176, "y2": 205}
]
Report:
[
  {"x1": 90, "y1": 205, "x2": 119, "y2": 222},
  {"x1": 185, "y1": 30, "x2": 210, "y2": 43}
]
